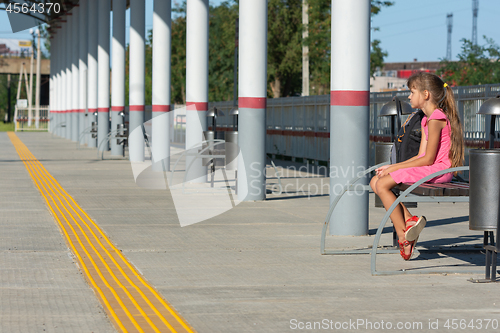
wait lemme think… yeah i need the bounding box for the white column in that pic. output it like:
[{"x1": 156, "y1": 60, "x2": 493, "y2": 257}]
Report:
[
  {"x1": 185, "y1": 0, "x2": 209, "y2": 182},
  {"x1": 237, "y1": 0, "x2": 268, "y2": 201},
  {"x1": 56, "y1": 26, "x2": 62, "y2": 136},
  {"x1": 49, "y1": 32, "x2": 55, "y2": 132},
  {"x1": 79, "y1": 0, "x2": 88, "y2": 146},
  {"x1": 329, "y1": 0, "x2": 371, "y2": 236},
  {"x1": 66, "y1": 13, "x2": 73, "y2": 139},
  {"x1": 87, "y1": 0, "x2": 98, "y2": 148},
  {"x1": 129, "y1": 0, "x2": 146, "y2": 162},
  {"x1": 111, "y1": 0, "x2": 126, "y2": 156},
  {"x1": 60, "y1": 17, "x2": 67, "y2": 138},
  {"x1": 71, "y1": 6, "x2": 80, "y2": 142},
  {"x1": 152, "y1": 0, "x2": 172, "y2": 171},
  {"x1": 97, "y1": 0, "x2": 110, "y2": 151},
  {"x1": 28, "y1": 37, "x2": 34, "y2": 127},
  {"x1": 35, "y1": 29, "x2": 41, "y2": 128}
]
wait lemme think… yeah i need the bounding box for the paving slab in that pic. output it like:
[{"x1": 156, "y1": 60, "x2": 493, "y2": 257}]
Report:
[
  {"x1": 0, "y1": 132, "x2": 115, "y2": 333},
  {"x1": 2, "y1": 132, "x2": 499, "y2": 333}
]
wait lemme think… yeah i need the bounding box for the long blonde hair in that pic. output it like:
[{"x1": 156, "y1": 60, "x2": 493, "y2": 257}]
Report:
[{"x1": 407, "y1": 72, "x2": 464, "y2": 168}]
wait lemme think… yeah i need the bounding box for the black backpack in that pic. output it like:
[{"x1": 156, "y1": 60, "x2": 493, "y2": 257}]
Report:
[{"x1": 391, "y1": 110, "x2": 424, "y2": 164}]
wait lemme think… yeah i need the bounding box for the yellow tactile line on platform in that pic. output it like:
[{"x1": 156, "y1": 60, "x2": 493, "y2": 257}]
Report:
[{"x1": 8, "y1": 132, "x2": 196, "y2": 333}]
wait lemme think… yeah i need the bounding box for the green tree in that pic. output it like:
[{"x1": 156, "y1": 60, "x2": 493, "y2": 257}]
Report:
[
  {"x1": 267, "y1": 0, "x2": 303, "y2": 98},
  {"x1": 0, "y1": 74, "x2": 18, "y2": 123},
  {"x1": 131, "y1": 0, "x2": 393, "y2": 104},
  {"x1": 306, "y1": 0, "x2": 331, "y2": 95},
  {"x1": 306, "y1": 0, "x2": 393, "y2": 94},
  {"x1": 168, "y1": 1, "x2": 238, "y2": 104},
  {"x1": 437, "y1": 36, "x2": 500, "y2": 86},
  {"x1": 208, "y1": 2, "x2": 239, "y2": 102},
  {"x1": 170, "y1": 3, "x2": 187, "y2": 104},
  {"x1": 370, "y1": 39, "x2": 387, "y2": 77}
]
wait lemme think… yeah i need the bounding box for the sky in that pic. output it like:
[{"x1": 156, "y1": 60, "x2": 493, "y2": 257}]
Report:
[
  {"x1": 371, "y1": 0, "x2": 500, "y2": 62},
  {"x1": 1, "y1": 0, "x2": 499, "y2": 63}
]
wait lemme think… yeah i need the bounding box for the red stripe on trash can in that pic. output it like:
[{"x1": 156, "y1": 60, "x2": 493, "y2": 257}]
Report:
[{"x1": 330, "y1": 90, "x2": 369, "y2": 106}]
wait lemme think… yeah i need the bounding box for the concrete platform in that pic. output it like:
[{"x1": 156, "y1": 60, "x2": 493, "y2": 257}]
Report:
[{"x1": 1, "y1": 132, "x2": 499, "y2": 333}]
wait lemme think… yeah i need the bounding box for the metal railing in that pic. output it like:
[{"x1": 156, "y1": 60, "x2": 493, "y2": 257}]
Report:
[
  {"x1": 193, "y1": 83, "x2": 500, "y2": 163},
  {"x1": 14, "y1": 106, "x2": 50, "y2": 132}
]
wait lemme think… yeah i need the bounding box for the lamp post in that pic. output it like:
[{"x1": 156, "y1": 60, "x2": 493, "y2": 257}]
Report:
[
  {"x1": 478, "y1": 95, "x2": 500, "y2": 150},
  {"x1": 378, "y1": 96, "x2": 413, "y2": 141}
]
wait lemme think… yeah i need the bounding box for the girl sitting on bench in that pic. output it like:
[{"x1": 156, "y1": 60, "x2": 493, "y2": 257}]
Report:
[{"x1": 370, "y1": 72, "x2": 464, "y2": 260}]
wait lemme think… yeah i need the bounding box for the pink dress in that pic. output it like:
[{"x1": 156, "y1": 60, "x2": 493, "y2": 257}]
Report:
[{"x1": 390, "y1": 109, "x2": 452, "y2": 184}]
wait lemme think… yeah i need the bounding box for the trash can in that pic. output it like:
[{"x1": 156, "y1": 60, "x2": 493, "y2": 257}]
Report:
[
  {"x1": 374, "y1": 142, "x2": 393, "y2": 207},
  {"x1": 202, "y1": 130, "x2": 215, "y2": 166},
  {"x1": 225, "y1": 131, "x2": 238, "y2": 170},
  {"x1": 469, "y1": 149, "x2": 500, "y2": 231}
]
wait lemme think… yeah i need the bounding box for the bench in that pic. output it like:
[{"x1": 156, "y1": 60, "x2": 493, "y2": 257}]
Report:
[
  {"x1": 396, "y1": 181, "x2": 469, "y2": 197},
  {"x1": 320, "y1": 162, "x2": 492, "y2": 276}
]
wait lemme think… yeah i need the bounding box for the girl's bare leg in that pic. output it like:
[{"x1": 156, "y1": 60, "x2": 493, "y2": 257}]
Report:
[
  {"x1": 375, "y1": 175, "x2": 412, "y2": 255},
  {"x1": 371, "y1": 176, "x2": 413, "y2": 227},
  {"x1": 400, "y1": 203, "x2": 413, "y2": 222}
]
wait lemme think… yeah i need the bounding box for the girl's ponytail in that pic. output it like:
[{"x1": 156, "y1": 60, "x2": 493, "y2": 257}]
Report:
[{"x1": 441, "y1": 84, "x2": 464, "y2": 168}]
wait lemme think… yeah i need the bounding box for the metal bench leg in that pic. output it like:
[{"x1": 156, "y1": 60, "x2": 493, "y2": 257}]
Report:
[{"x1": 371, "y1": 193, "x2": 404, "y2": 275}]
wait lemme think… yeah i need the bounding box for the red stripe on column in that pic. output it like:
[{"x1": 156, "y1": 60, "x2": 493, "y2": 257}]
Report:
[
  {"x1": 186, "y1": 102, "x2": 208, "y2": 111},
  {"x1": 330, "y1": 90, "x2": 369, "y2": 106},
  {"x1": 239, "y1": 97, "x2": 266, "y2": 109},
  {"x1": 88, "y1": 108, "x2": 97, "y2": 113},
  {"x1": 129, "y1": 105, "x2": 145, "y2": 112},
  {"x1": 111, "y1": 106, "x2": 125, "y2": 112},
  {"x1": 152, "y1": 105, "x2": 171, "y2": 112},
  {"x1": 315, "y1": 132, "x2": 330, "y2": 138},
  {"x1": 97, "y1": 107, "x2": 109, "y2": 113}
]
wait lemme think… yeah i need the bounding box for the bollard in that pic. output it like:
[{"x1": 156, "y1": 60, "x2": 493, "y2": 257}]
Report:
[
  {"x1": 225, "y1": 131, "x2": 238, "y2": 170},
  {"x1": 202, "y1": 130, "x2": 215, "y2": 167},
  {"x1": 116, "y1": 123, "x2": 126, "y2": 146}
]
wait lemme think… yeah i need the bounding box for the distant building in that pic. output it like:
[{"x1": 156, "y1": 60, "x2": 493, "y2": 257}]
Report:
[{"x1": 370, "y1": 60, "x2": 444, "y2": 92}]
